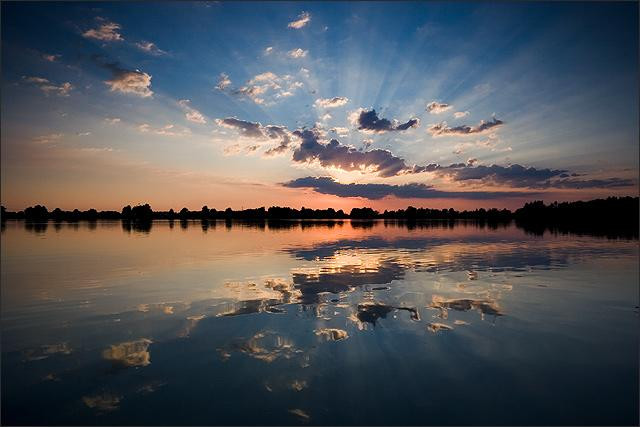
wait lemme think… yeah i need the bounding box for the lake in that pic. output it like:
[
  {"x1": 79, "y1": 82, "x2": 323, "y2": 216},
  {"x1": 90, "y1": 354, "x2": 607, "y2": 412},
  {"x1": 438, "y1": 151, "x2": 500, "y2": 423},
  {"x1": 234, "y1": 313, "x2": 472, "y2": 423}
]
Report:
[{"x1": 1, "y1": 220, "x2": 638, "y2": 425}]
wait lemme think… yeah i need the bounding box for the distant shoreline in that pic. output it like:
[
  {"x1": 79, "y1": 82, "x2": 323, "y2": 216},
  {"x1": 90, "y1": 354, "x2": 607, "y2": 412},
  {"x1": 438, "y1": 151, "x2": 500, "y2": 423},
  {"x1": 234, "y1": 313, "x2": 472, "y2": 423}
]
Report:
[
  {"x1": 1, "y1": 197, "x2": 637, "y2": 239},
  {"x1": 1, "y1": 196, "x2": 637, "y2": 221}
]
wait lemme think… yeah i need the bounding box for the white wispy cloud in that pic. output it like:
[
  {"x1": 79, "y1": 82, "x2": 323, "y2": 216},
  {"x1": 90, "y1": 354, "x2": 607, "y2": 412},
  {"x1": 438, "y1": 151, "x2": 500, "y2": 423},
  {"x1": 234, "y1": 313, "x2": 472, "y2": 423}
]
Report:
[
  {"x1": 288, "y1": 12, "x2": 311, "y2": 29},
  {"x1": 104, "y1": 117, "x2": 121, "y2": 124},
  {"x1": 216, "y1": 73, "x2": 231, "y2": 90},
  {"x1": 178, "y1": 99, "x2": 206, "y2": 124},
  {"x1": 264, "y1": 46, "x2": 273, "y2": 55},
  {"x1": 104, "y1": 68, "x2": 153, "y2": 97},
  {"x1": 137, "y1": 123, "x2": 191, "y2": 137},
  {"x1": 454, "y1": 111, "x2": 470, "y2": 119},
  {"x1": 33, "y1": 133, "x2": 63, "y2": 144},
  {"x1": 135, "y1": 41, "x2": 166, "y2": 56},
  {"x1": 426, "y1": 101, "x2": 453, "y2": 114},
  {"x1": 23, "y1": 76, "x2": 73, "y2": 96},
  {"x1": 288, "y1": 48, "x2": 308, "y2": 59},
  {"x1": 83, "y1": 20, "x2": 124, "y2": 42},
  {"x1": 221, "y1": 71, "x2": 304, "y2": 105},
  {"x1": 314, "y1": 96, "x2": 349, "y2": 108}
]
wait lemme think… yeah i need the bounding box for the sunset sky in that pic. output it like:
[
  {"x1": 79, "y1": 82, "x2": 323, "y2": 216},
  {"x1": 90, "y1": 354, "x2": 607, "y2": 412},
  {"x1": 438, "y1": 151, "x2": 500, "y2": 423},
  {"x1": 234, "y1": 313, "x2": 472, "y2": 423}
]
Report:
[{"x1": 1, "y1": 1, "x2": 638, "y2": 211}]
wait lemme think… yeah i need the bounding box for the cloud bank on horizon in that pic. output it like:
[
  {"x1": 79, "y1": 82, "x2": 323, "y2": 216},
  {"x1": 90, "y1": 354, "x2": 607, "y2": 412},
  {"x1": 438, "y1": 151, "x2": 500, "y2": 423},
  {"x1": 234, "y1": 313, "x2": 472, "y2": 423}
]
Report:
[{"x1": 1, "y1": 2, "x2": 637, "y2": 209}]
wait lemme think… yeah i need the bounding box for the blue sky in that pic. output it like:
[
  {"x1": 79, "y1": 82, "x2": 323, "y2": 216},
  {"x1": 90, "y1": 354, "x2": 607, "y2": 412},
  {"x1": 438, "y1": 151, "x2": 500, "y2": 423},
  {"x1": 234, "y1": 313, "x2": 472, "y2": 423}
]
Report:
[{"x1": 1, "y1": 1, "x2": 638, "y2": 210}]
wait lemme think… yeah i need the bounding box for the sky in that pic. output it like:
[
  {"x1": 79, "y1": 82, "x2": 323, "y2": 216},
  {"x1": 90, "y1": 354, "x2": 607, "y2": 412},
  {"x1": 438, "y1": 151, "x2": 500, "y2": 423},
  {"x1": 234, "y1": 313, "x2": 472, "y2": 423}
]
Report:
[{"x1": 1, "y1": 1, "x2": 638, "y2": 211}]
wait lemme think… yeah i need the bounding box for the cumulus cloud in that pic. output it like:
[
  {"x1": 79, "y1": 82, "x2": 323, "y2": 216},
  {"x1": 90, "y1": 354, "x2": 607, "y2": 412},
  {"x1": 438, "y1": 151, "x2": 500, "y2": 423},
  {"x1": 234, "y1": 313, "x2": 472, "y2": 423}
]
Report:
[
  {"x1": 178, "y1": 99, "x2": 206, "y2": 124},
  {"x1": 215, "y1": 117, "x2": 293, "y2": 155},
  {"x1": 264, "y1": 46, "x2": 273, "y2": 55},
  {"x1": 215, "y1": 117, "x2": 264, "y2": 138},
  {"x1": 83, "y1": 20, "x2": 124, "y2": 42},
  {"x1": 216, "y1": 72, "x2": 232, "y2": 90},
  {"x1": 454, "y1": 111, "x2": 470, "y2": 119},
  {"x1": 215, "y1": 115, "x2": 632, "y2": 189},
  {"x1": 283, "y1": 176, "x2": 536, "y2": 200},
  {"x1": 23, "y1": 76, "x2": 72, "y2": 96},
  {"x1": 426, "y1": 101, "x2": 452, "y2": 114},
  {"x1": 220, "y1": 71, "x2": 304, "y2": 104},
  {"x1": 288, "y1": 48, "x2": 308, "y2": 58},
  {"x1": 135, "y1": 41, "x2": 166, "y2": 56},
  {"x1": 428, "y1": 117, "x2": 504, "y2": 137},
  {"x1": 288, "y1": 12, "x2": 311, "y2": 29},
  {"x1": 103, "y1": 64, "x2": 153, "y2": 97},
  {"x1": 440, "y1": 163, "x2": 565, "y2": 188},
  {"x1": 349, "y1": 108, "x2": 420, "y2": 133},
  {"x1": 291, "y1": 129, "x2": 411, "y2": 177},
  {"x1": 314, "y1": 97, "x2": 349, "y2": 109}
]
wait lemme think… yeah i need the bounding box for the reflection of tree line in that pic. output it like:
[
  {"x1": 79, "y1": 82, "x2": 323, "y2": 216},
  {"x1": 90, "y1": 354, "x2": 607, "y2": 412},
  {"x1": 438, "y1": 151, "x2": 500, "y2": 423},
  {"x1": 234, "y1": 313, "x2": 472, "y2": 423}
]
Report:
[{"x1": 2, "y1": 197, "x2": 637, "y2": 238}]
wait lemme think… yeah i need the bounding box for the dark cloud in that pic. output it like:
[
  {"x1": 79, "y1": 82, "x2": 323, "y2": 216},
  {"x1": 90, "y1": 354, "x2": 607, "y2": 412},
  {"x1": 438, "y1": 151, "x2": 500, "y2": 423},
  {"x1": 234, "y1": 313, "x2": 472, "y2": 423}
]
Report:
[
  {"x1": 540, "y1": 177, "x2": 635, "y2": 189},
  {"x1": 264, "y1": 125, "x2": 293, "y2": 156},
  {"x1": 439, "y1": 164, "x2": 634, "y2": 189},
  {"x1": 283, "y1": 176, "x2": 538, "y2": 199},
  {"x1": 352, "y1": 109, "x2": 420, "y2": 133},
  {"x1": 216, "y1": 117, "x2": 264, "y2": 138},
  {"x1": 428, "y1": 117, "x2": 504, "y2": 136},
  {"x1": 217, "y1": 116, "x2": 634, "y2": 189},
  {"x1": 291, "y1": 129, "x2": 411, "y2": 177},
  {"x1": 445, "y1": 163, "x2": 566, "y2": 187},
  {"x1": 216, "y1": 119, "x2": 293, "y2": 155}
]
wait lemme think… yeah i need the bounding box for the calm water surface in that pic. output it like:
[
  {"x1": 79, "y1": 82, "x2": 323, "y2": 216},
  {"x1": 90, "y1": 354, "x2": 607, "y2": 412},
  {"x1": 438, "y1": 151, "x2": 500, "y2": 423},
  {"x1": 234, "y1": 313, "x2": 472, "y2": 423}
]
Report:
[{"x1": 1, "y1": 220, "x2": 638, "y2": 425}]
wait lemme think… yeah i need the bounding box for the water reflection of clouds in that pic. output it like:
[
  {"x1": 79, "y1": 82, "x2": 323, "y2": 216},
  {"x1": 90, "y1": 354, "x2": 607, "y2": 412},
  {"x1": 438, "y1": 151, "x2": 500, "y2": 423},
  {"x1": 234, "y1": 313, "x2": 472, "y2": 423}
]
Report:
[
  {"x1": 102, "y1": 338, "x2": 152, "y2": 367},
  {"x1": 82, "y1": 393, "x2": 121, "y2": 412},
  {"x1": 218, "y1": 330, "x2": 304, "y2": 364}
]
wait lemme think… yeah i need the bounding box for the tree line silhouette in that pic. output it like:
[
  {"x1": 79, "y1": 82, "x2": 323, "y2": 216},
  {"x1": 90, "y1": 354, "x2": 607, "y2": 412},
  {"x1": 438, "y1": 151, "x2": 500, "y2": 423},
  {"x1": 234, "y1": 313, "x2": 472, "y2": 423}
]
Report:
[{"x1": 1, "y1": 197, "x2": 638, "y2": 234}]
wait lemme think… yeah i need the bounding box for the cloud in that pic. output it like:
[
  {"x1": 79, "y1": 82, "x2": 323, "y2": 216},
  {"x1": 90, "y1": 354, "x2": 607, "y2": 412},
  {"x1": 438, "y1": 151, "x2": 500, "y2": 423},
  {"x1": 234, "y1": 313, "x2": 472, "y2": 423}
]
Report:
[
  {"x1": 216, "y1": 72, "x2": 231, "y2": 90},
  {"x1": 291, "y1": 129, "x2": 411, "y2": 177},
  {"x1": 539, "y1": 177, "x2": 635, "y2": 189},
  {"x1": 330, "y1": 127, "x2": 349, "y2": 137},
  {"x1": 215, "y1": 115, "x2": 632, "y2": 189},
  {"x1": 215, "y1": 118, "x2": 293, "y2": 155},
  {"x1": 23, "y1": 76, "x2": 72, "y2": 96},
  {"x1": 76, "y1": 131, "x2": 92, "y2": 136},
  {"x1": 135, "y1": 41, "x2": 166, "y2": 56},
  {"x1": 221, "y1": 72, "x2": 304, "y2": 104},
  {"x1": 314, "y1": 97, "x2": 349, "y2": 109},
  {"x1": 102, "y1": 338, "x2": 152, "y2": 367},
  {"x1": 426, "y1": 101, "x2": 452, "y2": 114},
  {"x1": 428, "y1": 117, "x2": 504, "y2": 137},
  {"x1": 288, "y1": 12, "x2": 311, "y2": 29},
  {"x1": 264, "y1": 46, "x2": 273, "y2": 55},
  {"x1": 83, "y1": 20, "x2": 124, "y2": 42},
  {"x1": 283, "y1": 176, "x2": 537, "y2": 200},
  {"x1": 216, "y1": 117, "x2": 264, "y2": 138},
  {"x1": 103, "y1": 64, "x2": 153, "y2": 97},
  {"x1": 454, "y1": 111, "x2": 470, "y2": 119},
  {"x1": 104, "y1": 117, "x2": 121, "y2": 124},
  {"x1": 42, "y1": 53, "x2": 60, "y2": 62},
  {"x1": 288, "y1": 48, "x2": 308, "y2": 58},
  {"x1": 137, "y1": 123, "x2": 191, "y2": 137},
  {"x1": 349, "y1": 108, "x2": 420, "y2": 133},
  {"x1": 178, "y1": 99, "x2": 206, "y2": 124},
  {"x1": 442, "y1": 163, "x2": 564, "y2": 187},
  {"x1": 33, "y1": 133, "x2": 63, "y2": 144}
]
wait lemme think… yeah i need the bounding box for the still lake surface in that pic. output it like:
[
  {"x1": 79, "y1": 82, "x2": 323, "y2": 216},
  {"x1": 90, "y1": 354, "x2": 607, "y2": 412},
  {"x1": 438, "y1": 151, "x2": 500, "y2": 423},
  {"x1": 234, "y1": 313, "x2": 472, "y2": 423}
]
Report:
[{"x1": 1, "y1": 220, "x2": 638, "y2": 425}]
